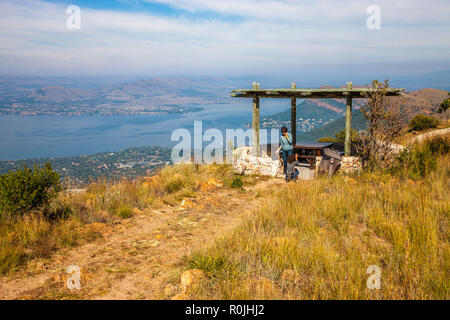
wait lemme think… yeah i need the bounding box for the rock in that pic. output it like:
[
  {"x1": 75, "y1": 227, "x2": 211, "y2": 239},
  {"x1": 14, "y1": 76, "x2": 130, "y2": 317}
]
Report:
[
  {"x1": 232, "y1": 147, "x2": 282, "y2": 177},
  {"x1": 180, "y1": 269, "x2": 205, "y2": 293},
  {"x1": 340, "y1": 157, "x2": 362, "y2": 174},
  {"x1": 413, "y1": 128, "x2": 450, "y2": 144}
]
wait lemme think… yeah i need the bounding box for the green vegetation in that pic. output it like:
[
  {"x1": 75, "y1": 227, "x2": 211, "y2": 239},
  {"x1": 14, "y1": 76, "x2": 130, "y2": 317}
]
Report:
[
  {"x1": 318, "y1": 129, "x2": 358, "y2": 144},
  {"x1": 230, "y1": 177, "x2": 244, "y2": 189},
  {"x1": 188, "y1": 141, "x2": 449, "y2": 299},
  {"x1": 0, "y1": 163, "x2": 61, "y2": 217},
  {"x1": 390, "y1": 133, "x2": 449, "y2": 180},
  {"x1": 409, "y1": 114, "x2": 440, "y2": 131},
  {"x1": 0, "y1": 146, "x2": 171, "y2": 186},
  {"x1": 438, "y1": 96, "x2": 449, "y2": 113},
  {"x1": 117, "y1": 205, "x2": 134, "y2": 219},
  {"x1": 0, "y1": 163, "x2": 252, "y2": 275}
]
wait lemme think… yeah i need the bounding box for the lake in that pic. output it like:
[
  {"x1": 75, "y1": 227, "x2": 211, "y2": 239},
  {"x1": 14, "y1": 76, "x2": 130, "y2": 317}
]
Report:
[{"x1": 0, "y1": 100, "x2": 288, "y2": 160}]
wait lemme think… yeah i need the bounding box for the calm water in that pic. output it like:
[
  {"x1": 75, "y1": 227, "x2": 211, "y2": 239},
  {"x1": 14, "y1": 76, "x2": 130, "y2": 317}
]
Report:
[{"x1": 0, "y1": 100, "x2": 288, "y2": 160}]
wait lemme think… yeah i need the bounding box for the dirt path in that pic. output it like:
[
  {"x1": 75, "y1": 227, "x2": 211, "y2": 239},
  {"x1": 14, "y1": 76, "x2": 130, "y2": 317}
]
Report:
[{"x1": 0, "y1": 178, "x2": 283, "y2": 300}]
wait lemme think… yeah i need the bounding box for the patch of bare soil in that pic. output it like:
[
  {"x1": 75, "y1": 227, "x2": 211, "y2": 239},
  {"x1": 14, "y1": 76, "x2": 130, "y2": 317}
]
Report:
[{"x1": 0, "y1": 178, "x2": 283, "y2": 300}]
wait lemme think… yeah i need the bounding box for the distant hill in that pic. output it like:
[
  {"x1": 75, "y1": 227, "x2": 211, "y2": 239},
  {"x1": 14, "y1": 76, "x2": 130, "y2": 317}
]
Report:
[
  {"x1": 262, "y1": 100, "x2": 342, "y2": 122},
  {"x1": 0, "y1": 77, "x2": 235, "y2": 116},
  {"x1": 297, "y1": 109, "x2": 367, "y2": 142},
  {"x1": 398, "y1": 88, "x2": 449, "y2": 118},
  {"x1": 288, "y1": 88, "x2": 448, "y2": 142}
]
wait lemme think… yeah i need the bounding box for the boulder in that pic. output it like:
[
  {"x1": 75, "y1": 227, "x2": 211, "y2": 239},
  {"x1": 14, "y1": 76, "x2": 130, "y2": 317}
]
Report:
[
  {"x1": 180, "y1": 269, "x2": 206, "y2": 293},
  {"x1": 233, "y1": 147, "x2": 282, "y2": 177}
]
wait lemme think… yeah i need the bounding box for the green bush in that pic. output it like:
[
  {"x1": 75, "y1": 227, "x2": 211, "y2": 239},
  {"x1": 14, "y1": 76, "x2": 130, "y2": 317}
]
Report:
[
  {"x1": 317, "y1": 129, "x2": 358, "y2": 144},
  {"x1": 117, "y1": 205, "x2": 134, "y2": 219},
  {"x1": 438, "y1": 97, "x2": 449, "y2": 113},
  {"x1": 409, "y1": 114, "x2": 439, "y2": 131},
  {"x1": 0, "y1": 163, "x2": 61, "y2": 217},
  {"x1": 317, "y1": 137, "x2": 336, "y2": 143},
  {"x1": 230, "y1": 177, "x2": 243, "y2": 189},
  {"x1": 390, "y1": 134, "x2": 449, "y2": 180},
  {"x1": 164, "y1": 175, "x2": 185, "y2": 193}
]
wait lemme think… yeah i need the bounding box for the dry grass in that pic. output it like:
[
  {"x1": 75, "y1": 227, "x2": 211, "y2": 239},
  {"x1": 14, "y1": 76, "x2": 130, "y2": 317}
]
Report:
[
  {"x1": 0, "y1": 163, "x2": 249, "y2": 275},
  {"x1": 188, "y1": 157, "x2": 449, "y2": 300}
]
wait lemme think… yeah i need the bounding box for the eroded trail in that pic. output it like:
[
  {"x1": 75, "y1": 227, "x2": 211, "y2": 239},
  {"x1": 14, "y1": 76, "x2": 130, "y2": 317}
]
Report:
[{"x1": 0, "y1": 178, "x2": 283, "y2": 300}]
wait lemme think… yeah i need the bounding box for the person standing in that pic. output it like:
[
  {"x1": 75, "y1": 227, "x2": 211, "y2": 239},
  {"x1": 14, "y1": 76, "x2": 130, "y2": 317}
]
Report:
[{"x1": 277, "y1": 126, "x2": 294, "y2": 174}]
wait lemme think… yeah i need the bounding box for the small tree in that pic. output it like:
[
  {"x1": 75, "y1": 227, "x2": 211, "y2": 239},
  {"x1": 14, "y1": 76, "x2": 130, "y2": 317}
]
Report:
[
  {"x1": 334, "y1": 129, "x2": 358, "y2": 144},
  {"x1": 317, "y1": 129, "x2": 358, "y2": 145},
  {"x1": 438, "y1": 96, "x2": 449, "y2": 113},
  {"x1": 0, "y1": 162, "x2": 61, "y2": 216},
  {"x1": 354, "y1": 80, "x2": 406, "y2": 170}
]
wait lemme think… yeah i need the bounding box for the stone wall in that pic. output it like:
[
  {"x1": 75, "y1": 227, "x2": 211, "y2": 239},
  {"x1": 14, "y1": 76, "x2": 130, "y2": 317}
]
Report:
[
  {"x1": 315, "y1": 156, "x2": 362, "y2": 174},
  {"x1": 233, "y1": 147, "x2": 362, "y2": 178},
  {"x1": 339, "y1": 156, "x2": 362, "y2": 173},
  {"x1": 232, "y1": 147, "x2": 282, "y2": 177}
]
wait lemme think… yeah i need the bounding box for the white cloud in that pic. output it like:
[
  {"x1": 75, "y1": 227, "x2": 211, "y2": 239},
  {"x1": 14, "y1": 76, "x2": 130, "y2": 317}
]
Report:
[
  {"x1": 0, "y1": 0, "x2": 449, "y2": 76},
  {"x1": 145, "y1": 0, "x2": 450, "y2": 25}
]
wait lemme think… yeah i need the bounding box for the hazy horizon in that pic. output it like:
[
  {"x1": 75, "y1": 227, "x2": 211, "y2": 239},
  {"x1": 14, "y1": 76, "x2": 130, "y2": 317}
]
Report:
[{"x1": 1, "y1": 0, "x2": 449, "y2": 79}]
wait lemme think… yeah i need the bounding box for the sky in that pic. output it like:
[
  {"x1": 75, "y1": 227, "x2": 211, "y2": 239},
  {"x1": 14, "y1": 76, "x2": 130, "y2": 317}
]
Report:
[{"x1": 0, "y1": 0, "x2": 449, "y2": 80}]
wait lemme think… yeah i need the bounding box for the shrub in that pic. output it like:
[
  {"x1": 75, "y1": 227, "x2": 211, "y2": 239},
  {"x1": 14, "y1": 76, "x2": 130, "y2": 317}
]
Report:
[
  {"x1": 409, "y1": 114, "x2": 439, "y2": 131},
  {"x1": 42, "y1": 199, "x2": 73, "y2": 221},
  {"x1": 230, "y1": 177, "x2": 243, "y2": 189},
  {"x1": 0, "y1": 246, "x2": 25, "y2": 275},
  {"x1": 0, "y1": 163, "x2": 61, "y2": 217},
  {"x1": 164, "y1": 174, "x2": 186, "y2": 193},
  {"x1": 426, "y1": 133, "x2": 450, "y2": 155},
  {"x1": 317, "y1": 137, "x2": 335, "y2": 143},
  {"x1": 390, "y1": 133, "x2": 449, "y2": 179},
  {"x1": 317, "y1": 129, "x2": 358, "y2": 144},
  {"x1": 438, "y1": 97, "x2": 449, "y2": 113},
  {"x1": 117, "y1": 205, "x2": 134, "y2": 219},
  {"x1": 334, "y1": 129, "x2": 359, "y2": 144}
]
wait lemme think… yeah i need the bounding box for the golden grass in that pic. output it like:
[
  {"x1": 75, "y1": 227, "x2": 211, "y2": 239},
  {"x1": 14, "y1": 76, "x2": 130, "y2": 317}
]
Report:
[
  {"x1": 188, "y1": 157, "x2": 449, "y2": 300},
  {"x1": 0, "y1": 163, "x2": 248, "y2": 275}
]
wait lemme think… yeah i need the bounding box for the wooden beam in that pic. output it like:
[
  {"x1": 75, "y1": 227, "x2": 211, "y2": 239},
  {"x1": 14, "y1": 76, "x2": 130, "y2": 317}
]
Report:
[
  {"x1": 230, "y1": 87, "x2": 404, "y2": 99},
  {"x1": 291, "y1": 82, "x2": 297, "y2": 145},
  {"x1": 345, "y1": 82, "x2": 353, "y2": 156}
]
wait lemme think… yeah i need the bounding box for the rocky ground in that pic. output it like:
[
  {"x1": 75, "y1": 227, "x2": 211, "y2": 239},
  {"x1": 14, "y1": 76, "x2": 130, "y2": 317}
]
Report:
[{"x1": 0, "y1": 178, "x2": 284, "y2": 300}]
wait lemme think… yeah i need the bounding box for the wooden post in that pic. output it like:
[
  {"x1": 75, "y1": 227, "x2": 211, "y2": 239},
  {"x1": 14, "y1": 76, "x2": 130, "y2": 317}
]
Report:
[
  {"x1": 291, "y1": 82, "x2": 297, "y2": 145},
  {"x1": 345, "y1": 82, "x2": 353, "y2": 156},
  {"x1": 252, "y1": 82, "x2": 260, "y2": 157}
]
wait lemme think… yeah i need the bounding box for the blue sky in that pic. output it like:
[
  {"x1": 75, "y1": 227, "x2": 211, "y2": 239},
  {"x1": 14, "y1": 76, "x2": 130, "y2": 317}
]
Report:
[{"x1": 0, "y1": 0, "x2": 449, "y2": 80}]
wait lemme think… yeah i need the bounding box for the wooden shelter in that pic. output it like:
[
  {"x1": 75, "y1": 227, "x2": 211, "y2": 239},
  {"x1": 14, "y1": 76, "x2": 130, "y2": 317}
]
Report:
[{"x1": 231, "y1": 82, "x2": 404, "y2": 156}]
